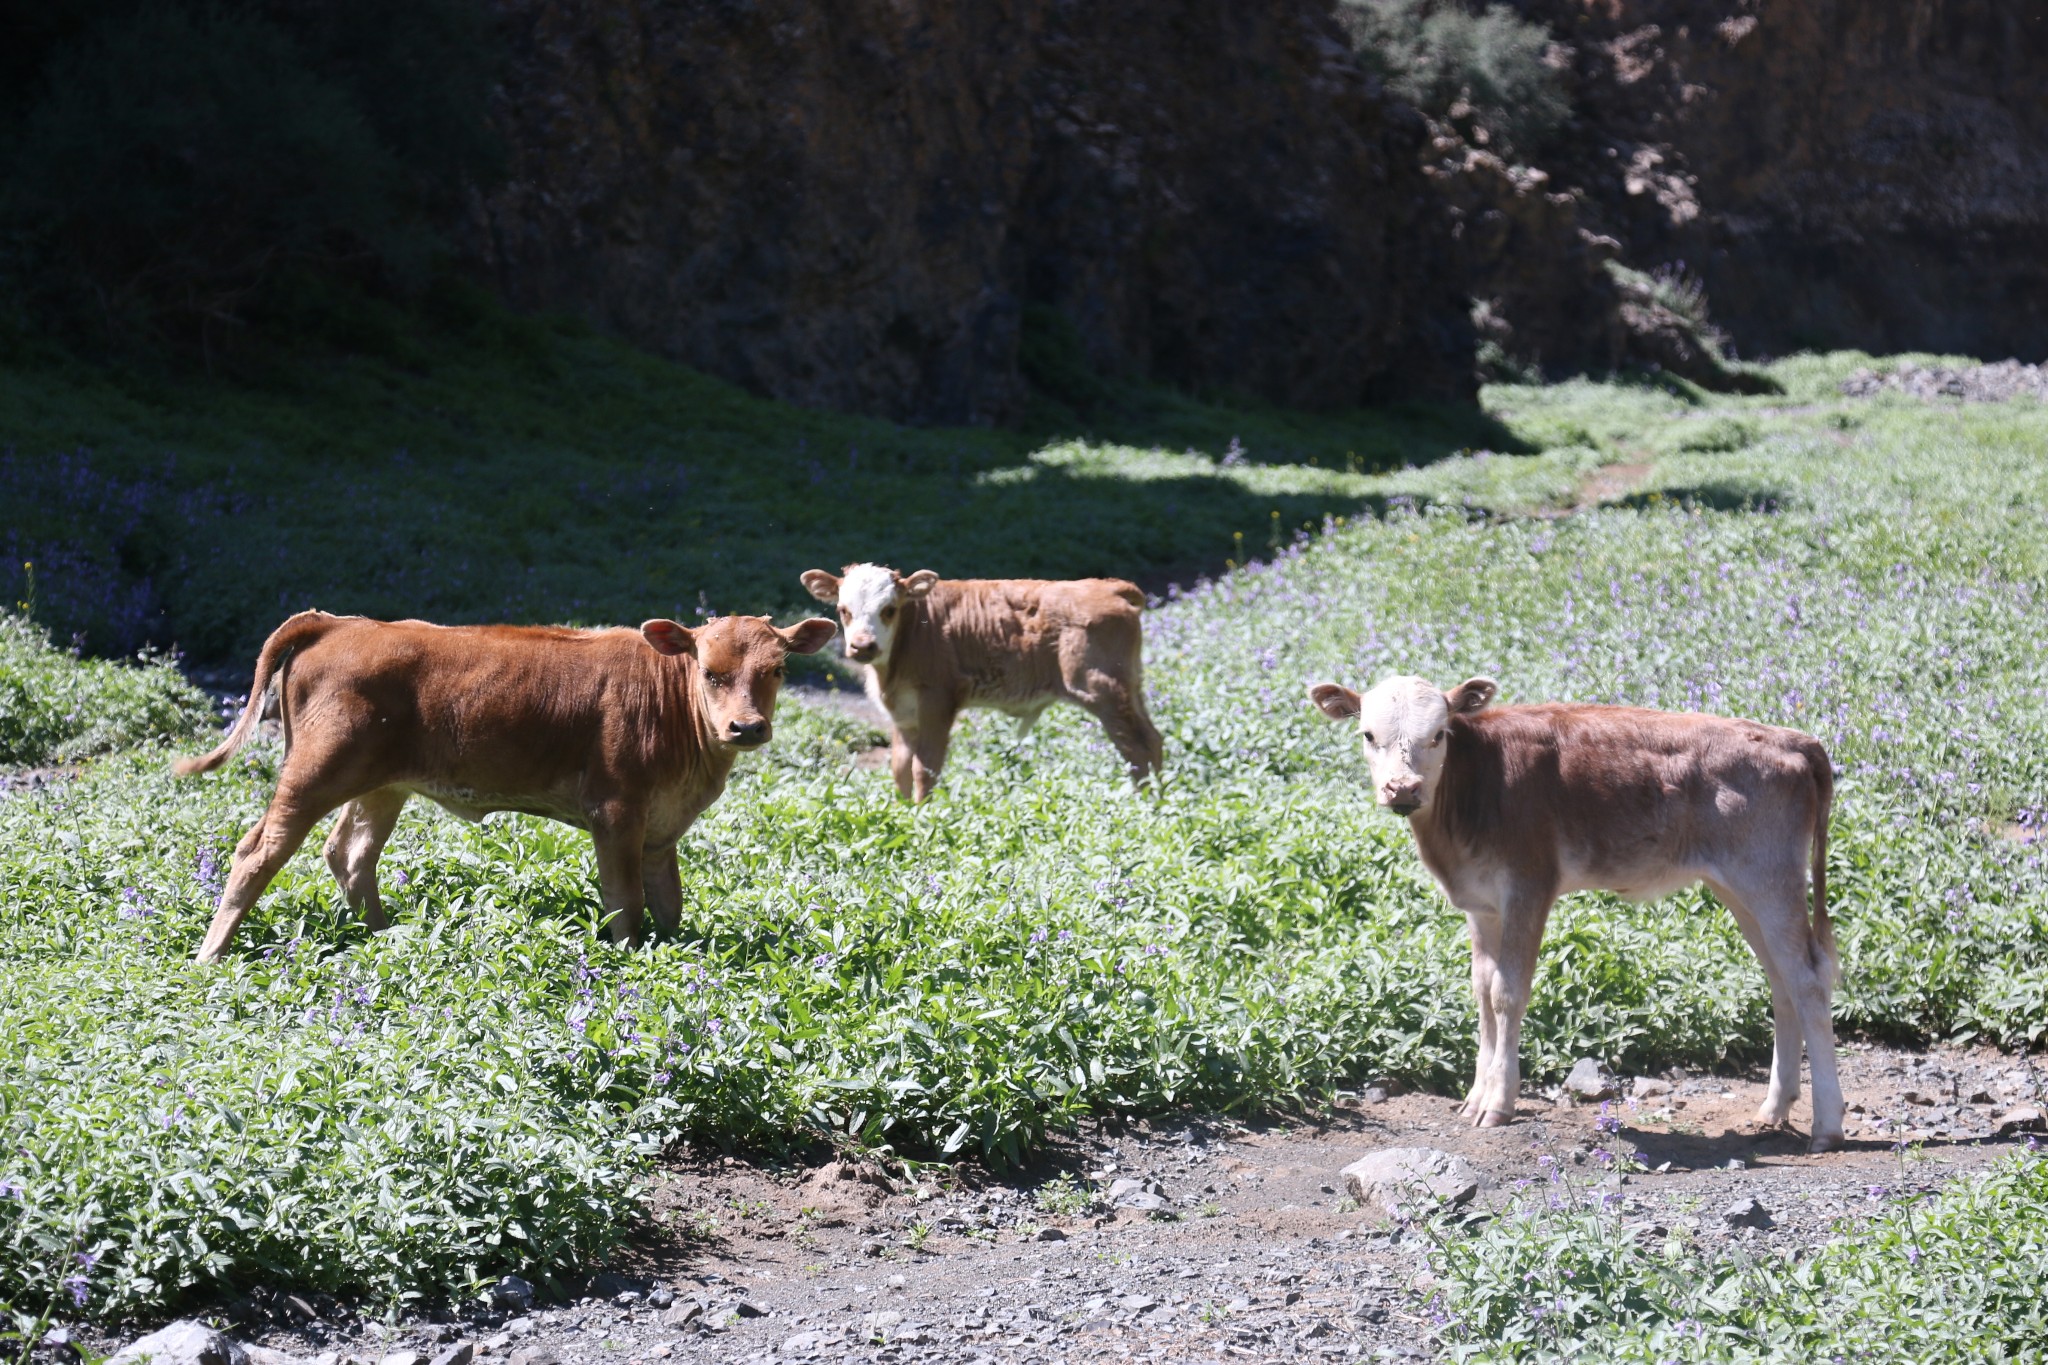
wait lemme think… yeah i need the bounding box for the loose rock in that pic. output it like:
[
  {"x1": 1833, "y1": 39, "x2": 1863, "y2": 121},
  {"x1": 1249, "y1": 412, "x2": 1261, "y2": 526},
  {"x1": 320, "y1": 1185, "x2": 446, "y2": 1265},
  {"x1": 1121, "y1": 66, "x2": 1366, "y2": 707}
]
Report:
[
  {"x1": 1341, "y1": 1147, "x2": 1482, "y2": 1218},
  {"x1": 1565, "y1": 1058, "x2": 1619, "y2": 1101},
  {"x1": 1996, "y1": 1105, "x2": 2045, "y2": 1137},
  {"x1": 1722, "y1": 1197, "x2": 1774, "y2": 1230},
  {"x1": 110, "y1": 1321, "x2": 250, "y2": 1365},
  {"x1": 427, "y1": 1344, "x2": 473, "y2": 1365},
  {"x1": 490, "y1": 1278, "x2": 535, "y2": 1314}
]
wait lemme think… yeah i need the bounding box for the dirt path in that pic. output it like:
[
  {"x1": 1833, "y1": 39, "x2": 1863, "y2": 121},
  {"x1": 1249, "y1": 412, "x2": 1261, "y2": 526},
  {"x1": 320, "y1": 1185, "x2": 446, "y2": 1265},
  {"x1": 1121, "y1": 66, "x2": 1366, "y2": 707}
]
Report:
[{"x1": 201, "y1": 1043, "x2": 2042, "y2": 1365}]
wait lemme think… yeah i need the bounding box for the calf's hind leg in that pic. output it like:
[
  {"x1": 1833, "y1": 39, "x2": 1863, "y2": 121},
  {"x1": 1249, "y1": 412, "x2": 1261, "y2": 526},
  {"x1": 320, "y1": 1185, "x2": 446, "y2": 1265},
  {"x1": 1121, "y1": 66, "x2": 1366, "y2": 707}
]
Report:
[
  {"x1": 197, "y1": 787, "x2": 337, "y2": 961},
  {"x1": 323, "y1": 787, "x2": 409, "y2": 932},
  {"x1": 1716, "y1": 873, "x2": 1844, "y2": 1151},
  {"x1": 1077, "y1": 679, "x2": 1165, "y2": 785},
  {"x1": 1708, "y1": 880, "x2": 1804, "y2": 1128}
]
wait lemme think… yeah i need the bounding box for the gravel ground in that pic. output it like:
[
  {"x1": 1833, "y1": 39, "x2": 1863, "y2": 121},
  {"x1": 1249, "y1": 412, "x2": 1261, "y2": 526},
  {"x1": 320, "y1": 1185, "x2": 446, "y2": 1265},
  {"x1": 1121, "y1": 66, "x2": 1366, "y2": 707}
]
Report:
[
  {"x1": 1840, "y1": 359, "x2": 2048, "y2": 402},
  {"x1": 80, "y1": 1042, "x2": 2043, "y2": 1365}
]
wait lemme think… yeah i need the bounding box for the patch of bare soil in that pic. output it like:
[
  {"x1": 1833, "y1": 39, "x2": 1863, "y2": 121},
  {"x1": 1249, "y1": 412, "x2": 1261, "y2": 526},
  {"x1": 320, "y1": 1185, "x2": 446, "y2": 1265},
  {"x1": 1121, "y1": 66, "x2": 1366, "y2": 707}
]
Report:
[
  {"x1": 204, "y1": 1044, "x2": 2044, "y2": 1365},
  {"x1": 1572, "y1": 462, "x2": 1651, "y2": 508}
]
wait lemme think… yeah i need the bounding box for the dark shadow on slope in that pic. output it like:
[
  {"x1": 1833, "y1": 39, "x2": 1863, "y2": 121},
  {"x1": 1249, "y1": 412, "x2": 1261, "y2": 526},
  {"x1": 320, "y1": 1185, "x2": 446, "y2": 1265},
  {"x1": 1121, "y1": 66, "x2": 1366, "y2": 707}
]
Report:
[
  {"x1": 3, "y1": 302, "x2": 1506, "y2": 666},
  {"x1": 1614, "y1": 483, "x2": 1788, "y2": 515}
]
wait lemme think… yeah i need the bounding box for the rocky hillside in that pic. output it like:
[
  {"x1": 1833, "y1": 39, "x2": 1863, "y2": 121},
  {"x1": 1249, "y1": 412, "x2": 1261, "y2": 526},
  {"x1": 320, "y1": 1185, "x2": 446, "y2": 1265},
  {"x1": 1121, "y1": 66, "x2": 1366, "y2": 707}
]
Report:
[
  {"x1": 472, "y1": 0, "x2": 1471, "y2": 424},
  {"x1": 466, "y1": 0, "x2": 2045, "y2": 420},
  {"x1": 1517, "y1": 0, "x2": 2048, "y2": 362}
]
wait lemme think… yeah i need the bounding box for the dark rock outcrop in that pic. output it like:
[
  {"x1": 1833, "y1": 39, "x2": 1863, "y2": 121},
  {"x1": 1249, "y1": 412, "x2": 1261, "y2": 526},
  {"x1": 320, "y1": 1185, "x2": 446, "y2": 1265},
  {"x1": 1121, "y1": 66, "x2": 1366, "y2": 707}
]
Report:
[
  {"x1": 1522, "y1": 0, "x2": 2048, "y2": 361},
  {"x1": 472, "y1": 0, "x2": 1472, "y2": 424}
]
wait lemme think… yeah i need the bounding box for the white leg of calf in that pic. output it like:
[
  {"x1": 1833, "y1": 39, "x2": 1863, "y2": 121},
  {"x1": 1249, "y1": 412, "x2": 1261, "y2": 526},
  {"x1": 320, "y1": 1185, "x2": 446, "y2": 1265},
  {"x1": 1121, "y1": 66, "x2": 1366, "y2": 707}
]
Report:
[
  {"x1": 1793, "y1": 968, "x2": 1846, "y2": 1151},
  {"x1": 1479, "y1": 966, "x2": 1529, "y2": 1127},
  {"x1": 1712, "y1": 880, "x2": 1805, "y2": 1127},
  {"x1": 1463, "y1": 915, "x2": 1500, "y2": 1121},
  {"x1": 1760, "y1": 988, "x2": 1804, "y2": 1126}
]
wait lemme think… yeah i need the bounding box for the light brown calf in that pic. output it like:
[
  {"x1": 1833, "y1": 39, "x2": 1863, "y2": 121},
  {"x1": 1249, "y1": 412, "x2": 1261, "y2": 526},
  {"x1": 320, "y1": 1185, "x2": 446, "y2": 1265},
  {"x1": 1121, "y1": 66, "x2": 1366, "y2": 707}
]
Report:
[
  {"x1": 799, "y1": 563, "x2": 1163, "y2": 801},
  {"x1": 1307, "y1": 675, "x2": 1844, "y2": 1151},
  {"x1": 175, "y1": 609, "x2": 836, "y2": 960}
]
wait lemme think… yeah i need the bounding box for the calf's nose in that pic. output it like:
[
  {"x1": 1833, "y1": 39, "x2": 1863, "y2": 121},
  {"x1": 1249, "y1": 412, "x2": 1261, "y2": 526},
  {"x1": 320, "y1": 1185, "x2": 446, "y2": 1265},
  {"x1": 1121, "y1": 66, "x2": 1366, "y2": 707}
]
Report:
[
  {"x1": 1380, "y1": 778, "x2": 1424, "y2": 812},
  {"x1": 728, "y1": 717, "x2": 769, "y2": 746},
  {"x1": 847, "y1": 637, "x2": 878, "y2": 661}
]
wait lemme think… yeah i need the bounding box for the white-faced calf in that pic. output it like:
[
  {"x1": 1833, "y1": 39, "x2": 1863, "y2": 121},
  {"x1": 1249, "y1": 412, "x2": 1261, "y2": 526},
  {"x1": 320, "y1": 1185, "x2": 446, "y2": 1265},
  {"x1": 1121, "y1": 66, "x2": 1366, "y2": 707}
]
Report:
[
  {"x1": 800, "y1": 563, "x2": 1163, "y2": 800},
  {"x1": 1308, "y1": 675, "x2": 1844, "y2": 1151},
  {"x1": 175, "y1": 609, "x2": 836, "y2": 960}
]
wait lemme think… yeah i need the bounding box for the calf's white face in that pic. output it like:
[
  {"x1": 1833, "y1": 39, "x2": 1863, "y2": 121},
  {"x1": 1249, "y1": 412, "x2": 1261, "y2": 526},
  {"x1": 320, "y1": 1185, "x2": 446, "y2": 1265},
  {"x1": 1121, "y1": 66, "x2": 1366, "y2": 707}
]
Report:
[
  {"x1": 799, "y1": 563, "x2": 938, "y2": 665},
  {"x1": 1307, "y1": 674, "x2": 1498, "y2": 814}
]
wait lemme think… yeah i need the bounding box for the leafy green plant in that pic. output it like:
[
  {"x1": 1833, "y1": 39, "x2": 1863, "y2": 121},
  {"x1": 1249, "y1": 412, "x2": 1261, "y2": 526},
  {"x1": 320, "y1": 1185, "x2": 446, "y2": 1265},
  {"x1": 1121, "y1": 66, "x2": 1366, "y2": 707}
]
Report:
[
  {"x1": 1032, "y1": 1174, "x2": 1093, "y2": 1218},
  {"x1": 1338, "y1": 0, "x2": 1569, "y2": 158},
  {"x1": 0, "y1": 610, "x2": 210, "y2": 764},
  {"x1": 1425, "y1": 1150, "x2": 2048, "y2": 1362}
]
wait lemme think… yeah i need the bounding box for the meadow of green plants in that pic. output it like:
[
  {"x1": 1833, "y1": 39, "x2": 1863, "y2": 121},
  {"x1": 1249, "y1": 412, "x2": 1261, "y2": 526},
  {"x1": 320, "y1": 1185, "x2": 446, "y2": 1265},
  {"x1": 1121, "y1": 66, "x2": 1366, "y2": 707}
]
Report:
[{"x1": 3, "y1": 347, "x2": 2045, "y2": 1327}]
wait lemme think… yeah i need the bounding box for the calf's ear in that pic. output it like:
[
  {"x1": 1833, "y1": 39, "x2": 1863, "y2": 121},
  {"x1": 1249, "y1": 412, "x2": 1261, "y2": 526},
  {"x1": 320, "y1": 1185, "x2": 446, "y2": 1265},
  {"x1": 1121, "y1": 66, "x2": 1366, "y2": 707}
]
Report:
[
  {"x1": 1446, "y1": 677, "x2": 1498, "y2": 713},
  {"x1": 780, "y1": 617, "x2": 840, "y2": 655},
  {"x1": 1307, "y1": 682, "x2": 1361, "y2": 720},
  {"x1": 799, "y1": 569, "x2": 841, "y2": 604},
  {"x1": 641, "y1": 619, "x2": 697, "y2": 657},
  {"x1": 899, "y1": 569, "x2": 940, "y2": 598}
]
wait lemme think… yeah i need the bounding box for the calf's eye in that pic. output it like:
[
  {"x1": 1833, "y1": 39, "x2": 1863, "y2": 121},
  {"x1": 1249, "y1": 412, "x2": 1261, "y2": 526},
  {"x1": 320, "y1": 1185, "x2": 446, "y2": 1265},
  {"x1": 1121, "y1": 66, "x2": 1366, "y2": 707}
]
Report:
[
  {"x1": 1362, "y1": 731, "x2": 1377, "y2": 745},
  {"x1": 880, "y1": 605, "x2": 896, "y2": 622},
  {"x1": 1431, "y1": 730, "x2": 1446, "y2": 746}
]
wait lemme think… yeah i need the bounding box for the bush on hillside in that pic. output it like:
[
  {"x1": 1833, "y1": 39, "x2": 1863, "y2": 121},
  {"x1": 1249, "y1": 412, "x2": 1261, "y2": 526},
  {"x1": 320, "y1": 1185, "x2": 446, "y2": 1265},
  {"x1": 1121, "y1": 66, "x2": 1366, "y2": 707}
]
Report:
[
  {"x1": 0, "y1": 610, "x2": 211, "y2": 765},
  {"x1": 1338, "y1": 0, "x2": 1569, "y2": 159}
]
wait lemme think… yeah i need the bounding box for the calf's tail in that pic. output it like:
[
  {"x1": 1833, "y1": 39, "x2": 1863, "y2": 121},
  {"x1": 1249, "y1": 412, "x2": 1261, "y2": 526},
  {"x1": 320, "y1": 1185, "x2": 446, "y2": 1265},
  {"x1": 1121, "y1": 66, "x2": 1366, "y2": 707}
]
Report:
[
  {"x1": 173, "y1": 611, "x2": 336, "y2": 776},
  {"x1": 1805, "y1": 739, "x2": 1839, "y2": 987}
]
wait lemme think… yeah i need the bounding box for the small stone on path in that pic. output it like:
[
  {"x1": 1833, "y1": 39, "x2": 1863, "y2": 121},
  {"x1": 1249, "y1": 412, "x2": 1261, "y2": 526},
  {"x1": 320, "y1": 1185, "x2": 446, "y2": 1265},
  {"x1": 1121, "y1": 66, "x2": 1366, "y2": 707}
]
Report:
[
  {"x1": 1722, "y1": 1197, "x2": 1774, "y2": 1230},
  {"x1": 1565, "y1": 1058, "x2": 1619, "y2": 1101}
]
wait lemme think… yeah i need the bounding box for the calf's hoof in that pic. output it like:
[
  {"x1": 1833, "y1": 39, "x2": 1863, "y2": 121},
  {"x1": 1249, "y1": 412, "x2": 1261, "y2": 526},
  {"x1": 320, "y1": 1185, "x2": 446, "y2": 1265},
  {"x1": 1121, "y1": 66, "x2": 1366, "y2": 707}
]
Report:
[
  {"x1": 1807, "y1": 1131, "x2": 1846, "y2": 1154},
  {"x1": 1476, "y1": 1109, "x2": 1514, "y2": 1129}
]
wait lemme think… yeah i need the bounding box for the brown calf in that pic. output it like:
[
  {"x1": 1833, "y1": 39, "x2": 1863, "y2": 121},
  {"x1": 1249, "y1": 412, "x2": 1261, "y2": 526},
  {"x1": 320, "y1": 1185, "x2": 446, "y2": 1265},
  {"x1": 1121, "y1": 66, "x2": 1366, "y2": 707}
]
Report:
[
  {"x1": 1308, "y1": 675, "x2": 1844, "y2": 1151},
  {"x1": 799, "y1": 563, "x2": 1163, "y2": 801},
  {"x1": 175, "y1": 609, "x2": 836, "y2": 960}
]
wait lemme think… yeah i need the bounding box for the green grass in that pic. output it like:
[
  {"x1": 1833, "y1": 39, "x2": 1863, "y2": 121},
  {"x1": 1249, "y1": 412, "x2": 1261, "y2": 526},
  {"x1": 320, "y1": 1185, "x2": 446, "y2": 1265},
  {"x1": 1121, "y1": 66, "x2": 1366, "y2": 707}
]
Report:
[
  {"x1": 3, "y1": 341, "x2": 2046, "y2": 1321},
  {"x1": 1425, "y1": 1149, "x2": 2048, "y2": 1362}
]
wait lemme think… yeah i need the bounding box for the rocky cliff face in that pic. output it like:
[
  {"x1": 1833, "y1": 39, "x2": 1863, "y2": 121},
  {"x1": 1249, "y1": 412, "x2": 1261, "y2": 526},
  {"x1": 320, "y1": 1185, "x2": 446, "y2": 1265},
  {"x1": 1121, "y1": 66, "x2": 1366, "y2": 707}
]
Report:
[
  {"x1": 1521, "y1": 0, "x2": 2048, "y2": 360},
  {"x1": 472, "y1": 0, "x2": 1471, "y2": 424}
]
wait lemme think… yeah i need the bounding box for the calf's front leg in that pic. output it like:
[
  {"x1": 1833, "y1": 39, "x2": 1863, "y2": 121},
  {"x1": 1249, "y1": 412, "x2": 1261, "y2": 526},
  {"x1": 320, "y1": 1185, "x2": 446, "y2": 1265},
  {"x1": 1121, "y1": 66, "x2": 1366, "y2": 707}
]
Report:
[
  {"x1": 1461, "y1": 913, "x2": 1500, "y2": 1122},
  {"x1": 642, "y1": 840, "x2": 683, "y2": 940},
  {"x1": 895, "y1": 689, "x2": 957, "y2": 803},
  {"x1": 588, "y1": 811, "x2": 649, "y2": 947},
  {"x1": 1472, "y1": 893, "x2": 1552, "y2": 1127}
]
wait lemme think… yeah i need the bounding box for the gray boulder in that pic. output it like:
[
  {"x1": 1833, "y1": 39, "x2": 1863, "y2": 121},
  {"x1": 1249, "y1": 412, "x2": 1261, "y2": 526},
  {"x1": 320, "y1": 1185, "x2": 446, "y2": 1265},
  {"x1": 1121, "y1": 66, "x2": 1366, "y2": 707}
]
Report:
[
  {"x1": 1341, "y1": 1147, "x2": 1482, "y2": 1219},
  {"x1": 110, "y1": 1323, "x2": 249, "y2": 1365},
  {"x1": 1564, "y1": 1058, "x2": 1619, "y2": 1101}
]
